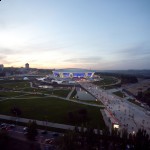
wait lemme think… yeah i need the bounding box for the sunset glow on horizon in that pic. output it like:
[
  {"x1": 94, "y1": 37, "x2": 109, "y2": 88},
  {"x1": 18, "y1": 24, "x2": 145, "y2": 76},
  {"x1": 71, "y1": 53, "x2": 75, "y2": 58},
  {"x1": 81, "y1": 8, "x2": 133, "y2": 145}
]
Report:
[{"x1": 0, "y1": 0, "x2": 150, "y2": 70}]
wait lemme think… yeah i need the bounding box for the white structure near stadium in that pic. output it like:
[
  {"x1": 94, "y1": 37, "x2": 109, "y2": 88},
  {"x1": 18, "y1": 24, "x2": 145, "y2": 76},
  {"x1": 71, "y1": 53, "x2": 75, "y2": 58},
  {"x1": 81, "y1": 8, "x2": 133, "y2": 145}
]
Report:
[{"x1": 53, "y1": 68, "x2": 95, "y2": 78}]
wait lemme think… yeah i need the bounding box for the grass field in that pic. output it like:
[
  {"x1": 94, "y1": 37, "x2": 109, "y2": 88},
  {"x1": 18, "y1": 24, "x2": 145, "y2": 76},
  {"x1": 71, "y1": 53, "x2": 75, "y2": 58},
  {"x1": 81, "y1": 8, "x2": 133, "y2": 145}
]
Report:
[
  {"x1": 0, "y1": 91, "x2": 47, "y2": 99},
  {"x1": 113, "y1": 91, "x2": 126, "y2": 98},
  {"x1": 17, "y1": 93, "x2": 47, "y2": 98},
  {"x1": 22, "y1": 87, "x2": 54, "y2": 95},
  {"x1": 0, "y1": 97, "x2": 105, "y2": 129},
  {"x1": 0, "y1": 91, "x2": 24, "y2": 98},
  {"x1": 22, "y1": 87, "x2": 70, "y2": 97},
  {"x1": 53, "y1": 89, "x2": 71, "y2": 97},
  {"x1": 101, "y1": 84, "x2": 121, "y2": 90},
  {"x1": 0, "y1": 81, "x2": 30, "y2": 89},
  {"x1": 93, "y1": 76, "x2": 118, "y2": 86}
]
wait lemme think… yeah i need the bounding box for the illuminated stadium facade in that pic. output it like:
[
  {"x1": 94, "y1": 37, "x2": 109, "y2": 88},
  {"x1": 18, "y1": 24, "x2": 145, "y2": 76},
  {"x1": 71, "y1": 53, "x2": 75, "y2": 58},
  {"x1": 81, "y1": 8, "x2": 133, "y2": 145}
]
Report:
[{"x1": 53, "y1": 69, "x2": 95, "y2": 78}]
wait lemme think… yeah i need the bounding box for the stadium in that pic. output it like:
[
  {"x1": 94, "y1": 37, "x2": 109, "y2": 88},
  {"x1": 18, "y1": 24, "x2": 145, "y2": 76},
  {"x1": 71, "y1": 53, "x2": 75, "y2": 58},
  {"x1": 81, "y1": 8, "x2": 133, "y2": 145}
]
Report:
[{"x1": 53, "y1": 68, "x2": 95, "y2": 78}]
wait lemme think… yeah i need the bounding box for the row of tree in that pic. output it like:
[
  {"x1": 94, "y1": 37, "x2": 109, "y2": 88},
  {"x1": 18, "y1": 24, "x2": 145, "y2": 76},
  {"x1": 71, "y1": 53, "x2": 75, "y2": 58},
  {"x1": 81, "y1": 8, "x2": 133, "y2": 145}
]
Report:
[
  {"x1": 96, "y1": 72, "x2": 138, "y2": 84},
  {"x1": 137, "y1": 88, "x2": 150, "y2": 107},
  {"x1": 58, "y1": 126, "x2": 150, "y2": 150}
]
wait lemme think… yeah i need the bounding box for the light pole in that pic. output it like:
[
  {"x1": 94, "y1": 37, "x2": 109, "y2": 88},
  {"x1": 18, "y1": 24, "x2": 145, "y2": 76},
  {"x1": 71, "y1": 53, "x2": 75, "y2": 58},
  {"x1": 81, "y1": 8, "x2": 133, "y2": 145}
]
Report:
[{"x1": 14, "y1": 111, "x2": 18, "y2": 126}]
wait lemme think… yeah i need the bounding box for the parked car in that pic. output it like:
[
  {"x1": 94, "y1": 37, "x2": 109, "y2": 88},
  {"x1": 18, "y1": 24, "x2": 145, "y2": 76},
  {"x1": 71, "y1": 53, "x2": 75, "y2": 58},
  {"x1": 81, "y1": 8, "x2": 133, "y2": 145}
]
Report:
[
  {"x1": 44, "y1": 138, "x2": 54, "y2": 144},
  {"x1": 52, "y1": 133, "x2": 59, "y2": 137},
  {"x1": 0, "y1": 123, "x2": 7, "y2": 127},
  {"x1": 8, "y1": 124, "x2": 15, "y2": 129},
  {"x1": 23, "y1": 127, "x2": 28, "y2": 132},
  {"x1": 41, "y1": 130, "x2": 47, "y2": 134}
]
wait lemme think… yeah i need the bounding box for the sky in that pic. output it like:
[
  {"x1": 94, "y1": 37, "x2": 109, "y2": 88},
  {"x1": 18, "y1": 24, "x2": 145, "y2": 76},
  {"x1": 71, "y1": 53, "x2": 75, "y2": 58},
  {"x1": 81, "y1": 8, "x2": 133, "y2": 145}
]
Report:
[{"x1": 0, "y1": 0, "x2": 150, "y2": 70}]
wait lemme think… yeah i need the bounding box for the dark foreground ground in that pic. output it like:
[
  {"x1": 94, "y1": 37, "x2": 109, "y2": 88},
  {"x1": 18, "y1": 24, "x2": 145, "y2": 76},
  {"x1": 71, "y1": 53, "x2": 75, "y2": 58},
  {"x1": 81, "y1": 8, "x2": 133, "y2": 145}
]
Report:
[{"x1": 0, "y1": 137, "x2": 41, "y2": 150}]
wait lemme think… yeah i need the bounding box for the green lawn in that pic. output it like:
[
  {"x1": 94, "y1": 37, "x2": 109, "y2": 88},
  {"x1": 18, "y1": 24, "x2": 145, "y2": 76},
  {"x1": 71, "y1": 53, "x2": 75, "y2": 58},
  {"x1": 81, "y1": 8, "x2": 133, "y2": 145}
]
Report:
[
  {"x1": 0, "y1": 97, "x2": 105, "y2": 129},
  {"x1": 22, "y1": 87, "x2": 51, "y2": 94},
  {"x1": 17, "y1": 93, "x2": 47, "y2": 98},
  {"x1": 0, "y1": 81, "x2": 30, "y2": 89},
  {"x1": 53, "y1": 89, "x2": 70, "y2": 97},
  {"x1": 101, "y1": 84, "x2": 121, "y2": 90},
  {"x1": 93, "y1": 76, "x2": 118, "y2": 86},
  {"x1": 0, "y1": 91, "x2": 24, "y2": 98},
  {"x1": 22, "y1": 88, "x2": 71, "y2": 97},
  {"x1": 113, "y1": 91, "x2": 126, "y2": 98}
]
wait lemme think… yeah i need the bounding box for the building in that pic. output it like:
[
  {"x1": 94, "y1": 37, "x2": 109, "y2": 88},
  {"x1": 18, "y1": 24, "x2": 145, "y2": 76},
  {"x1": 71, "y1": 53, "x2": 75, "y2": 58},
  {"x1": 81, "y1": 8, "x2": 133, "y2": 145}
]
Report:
[
  {"x1": 53, "y1": 68, "x2": 95, "y2": 78},
  {"x1": 0, "y1": 64, "x2": 4, "y2": 72},
  {"x1": 25, "y1": 63, "x2": 29, "y2": 69}
]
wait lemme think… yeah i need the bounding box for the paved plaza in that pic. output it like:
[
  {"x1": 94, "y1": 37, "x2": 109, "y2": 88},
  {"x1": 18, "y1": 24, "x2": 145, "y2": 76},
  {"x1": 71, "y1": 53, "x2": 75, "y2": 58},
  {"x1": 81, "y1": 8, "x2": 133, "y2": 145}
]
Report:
[{"x1": 80, "y1": 82, "x2": 150, "y2": 135}]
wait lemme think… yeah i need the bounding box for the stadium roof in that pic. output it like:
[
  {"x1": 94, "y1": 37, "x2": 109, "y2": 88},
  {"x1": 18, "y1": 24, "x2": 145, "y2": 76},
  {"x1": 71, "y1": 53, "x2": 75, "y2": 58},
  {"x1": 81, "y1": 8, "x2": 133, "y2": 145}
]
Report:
[{"x1": 53, "y1": 68, "x2": 95, "y2": 73}]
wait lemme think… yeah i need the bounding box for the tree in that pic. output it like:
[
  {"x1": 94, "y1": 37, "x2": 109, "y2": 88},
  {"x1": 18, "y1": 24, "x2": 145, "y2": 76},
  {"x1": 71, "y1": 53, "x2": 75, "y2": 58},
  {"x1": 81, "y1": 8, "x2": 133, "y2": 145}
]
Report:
[
  {"x1": 26, "y1": 120, "x2": 38, "y2": 141},
  {"x1": 78, "y1": 108, "x2": 88, "y2": 122},
  {"x1": 0, "y1": 130, "x2": 9, "y2": 149},
  {"x1": 137, "y1": 91, "x2": 143, "y2": 100},
  {"x1": 59, "y1": 131, "x2": 78, "y2": 150},
  {"x1": 135, "y1": 129, "x2": 150, "y2": 150},
  {"x1": 10, "y1": 106, "x2": 22, "y2": 116}
]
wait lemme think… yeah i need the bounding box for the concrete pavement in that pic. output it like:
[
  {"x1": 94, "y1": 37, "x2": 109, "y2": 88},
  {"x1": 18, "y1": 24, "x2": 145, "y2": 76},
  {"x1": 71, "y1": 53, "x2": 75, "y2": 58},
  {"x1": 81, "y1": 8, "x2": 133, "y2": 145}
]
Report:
[
  {"x1": 0, "y1": 114, "x2": 102, "y2": 134},
  {"x1": 80, "y1": 82, "x2": 150, "y2": 135},
  {"x1": 0, "y1": 114, "x2": 75, "y2": 130}
]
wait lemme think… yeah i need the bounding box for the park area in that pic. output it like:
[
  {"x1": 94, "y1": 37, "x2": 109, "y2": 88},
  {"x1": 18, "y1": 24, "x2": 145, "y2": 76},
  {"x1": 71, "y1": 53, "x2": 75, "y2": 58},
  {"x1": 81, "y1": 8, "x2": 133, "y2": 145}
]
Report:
[
  {"x1": 0, "y1": 80, "x2": 105, "y2": 129},
  {"x1": 0, "y1": 94, "x2": 105, "y2": 129},
  {"x1": 93, "y1": 76, "x2": 118, "y2": 86},
  {"x1": 113, "y1": 91, "x2": 126, "y2": 98},
  {"x1": 0, "y1": 80, "x2": 30, "y2": 89}
]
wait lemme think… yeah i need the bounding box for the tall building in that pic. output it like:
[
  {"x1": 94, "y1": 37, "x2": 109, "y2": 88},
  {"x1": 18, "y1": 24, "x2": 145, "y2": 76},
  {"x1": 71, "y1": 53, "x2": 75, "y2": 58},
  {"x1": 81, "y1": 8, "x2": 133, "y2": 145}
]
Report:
[
  {"x1": 0, "y1": 64, "x2": 4, "y2": 72},
  {"x1": 25, "y1": 63, "x2": 29, "y2": 69}
]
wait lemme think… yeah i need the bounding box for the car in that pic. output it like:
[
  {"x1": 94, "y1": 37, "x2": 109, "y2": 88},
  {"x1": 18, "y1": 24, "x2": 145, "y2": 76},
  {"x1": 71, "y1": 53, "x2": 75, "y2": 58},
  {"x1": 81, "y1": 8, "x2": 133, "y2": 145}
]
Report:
[
  {"x1": 23, "y1": 127, "x2": 28, "y2": 132},
  {"x1": 24, "y1": 132, "x2": 28, "y2": 135},
  {"x1": 41, "y1": 130, "x2": 47, "y2": 134},
  {"x1": 0, "y1": 123, "x2": 7, "y2": 127},
  {"x1": 1, "y1": 126, "x2": 8, "y2": 131},
  {"x1": 8, "y1": 124, "x2": 15, "y2": 129},
  {"x1": 44, "y1": 138, "x2": 54, "y2": 144},
  {"x1": 52, "y1": 133, "x2": 59, "y2": 137},
  {"x1": 0, "y1": 123, "x2": 7, "y2": 130}
]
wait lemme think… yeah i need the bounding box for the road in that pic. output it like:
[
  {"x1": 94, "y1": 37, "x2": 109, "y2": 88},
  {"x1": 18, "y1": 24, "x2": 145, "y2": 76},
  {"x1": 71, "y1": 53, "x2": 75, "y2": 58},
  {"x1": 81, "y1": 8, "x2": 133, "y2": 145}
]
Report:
[{"x1": 80, "y1": 82, "x2": 150, "y2": 135}]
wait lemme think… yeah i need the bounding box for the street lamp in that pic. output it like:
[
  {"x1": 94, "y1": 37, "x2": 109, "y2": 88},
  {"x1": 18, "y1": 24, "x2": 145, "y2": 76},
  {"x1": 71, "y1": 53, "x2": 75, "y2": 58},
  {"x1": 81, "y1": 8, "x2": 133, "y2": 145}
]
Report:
[
  {"x1": 113, "y1": 124, "x2": 119, "y2": 129},
  {"x1": 14, "y1": 111, "x2": 18, "y2": 125},
  {"x1": 132, "y1": 131, "x2": 135, "y2": 135}
]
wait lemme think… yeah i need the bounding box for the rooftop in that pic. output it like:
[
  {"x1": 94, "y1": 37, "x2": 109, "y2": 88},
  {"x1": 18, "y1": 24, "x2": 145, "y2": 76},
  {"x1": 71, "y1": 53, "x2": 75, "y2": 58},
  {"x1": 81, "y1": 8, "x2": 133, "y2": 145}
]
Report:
[{"x1": 53, "y1": 68, "x2": 95, "y2": 73}]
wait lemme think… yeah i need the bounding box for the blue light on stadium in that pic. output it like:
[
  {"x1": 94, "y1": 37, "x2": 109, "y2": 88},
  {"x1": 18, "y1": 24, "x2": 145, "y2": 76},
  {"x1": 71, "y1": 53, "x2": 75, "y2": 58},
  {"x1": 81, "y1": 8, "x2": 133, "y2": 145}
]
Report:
[{"x1": 53, "y1": 69, "x2": 95, "y2": 78}]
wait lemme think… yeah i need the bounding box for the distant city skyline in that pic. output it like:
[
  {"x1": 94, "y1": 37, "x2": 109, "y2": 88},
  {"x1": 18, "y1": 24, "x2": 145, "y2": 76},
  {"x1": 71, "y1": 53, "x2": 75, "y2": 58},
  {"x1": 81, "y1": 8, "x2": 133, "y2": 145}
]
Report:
[{"x1": 0, "y1": 0, "x2": 150, "y2": 70}]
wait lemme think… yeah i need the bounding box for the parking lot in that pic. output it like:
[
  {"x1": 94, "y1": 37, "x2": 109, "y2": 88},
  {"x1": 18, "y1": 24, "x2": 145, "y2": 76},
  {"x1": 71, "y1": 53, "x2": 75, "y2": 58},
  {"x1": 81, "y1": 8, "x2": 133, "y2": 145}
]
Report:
[{"x1": 0, "y1": 122, "x2": 62, "y2": 150}]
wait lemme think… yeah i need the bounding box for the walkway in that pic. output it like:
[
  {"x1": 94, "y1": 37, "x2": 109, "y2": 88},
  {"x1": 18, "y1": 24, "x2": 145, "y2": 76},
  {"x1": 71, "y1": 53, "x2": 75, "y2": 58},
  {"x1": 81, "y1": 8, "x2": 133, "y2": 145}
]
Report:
[
  {"x1": 0, "y1": 89, "x2": 104, "y2": 108},
  {"x1": 66, "y1": 86, "x2": 75, "y2": 100},
  {"x1": 0, "y1": 114, "x2": 101, "y2": 134}
]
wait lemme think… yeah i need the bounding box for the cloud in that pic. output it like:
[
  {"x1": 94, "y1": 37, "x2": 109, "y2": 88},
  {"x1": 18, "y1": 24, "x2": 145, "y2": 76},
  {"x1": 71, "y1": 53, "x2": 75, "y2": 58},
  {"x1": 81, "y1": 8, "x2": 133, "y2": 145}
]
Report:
[
  {"x1": 0, "y1": 47, "x2": 19, "y2": 54},
  {"x1": 64, "y1": 56, "x2": 102, "y2": 64},
  {"x1": 0, "y1": 44, "x2": 66, "y2": 56},
  {"x1": 0, "y1": 55, "x2": 12, "y2": 64},
  {"x1": 117, "y1": 44, "x2": 150, "y2": 59},
  {"x1": 0, "y1": 55, "x2": 6, "y2": 60}
]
